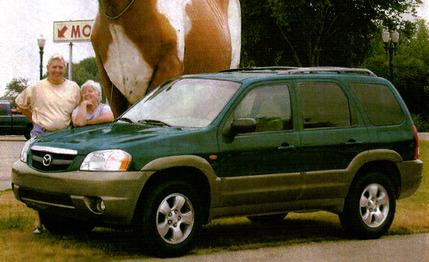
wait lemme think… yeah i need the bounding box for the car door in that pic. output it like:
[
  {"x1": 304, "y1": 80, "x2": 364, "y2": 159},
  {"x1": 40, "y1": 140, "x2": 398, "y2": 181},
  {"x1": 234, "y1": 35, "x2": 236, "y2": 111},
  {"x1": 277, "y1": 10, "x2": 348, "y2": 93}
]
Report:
[
  {"x1": 0, "y1": 103, "x2": 12, "y2": 134},
  {"x1": 294, "y1": 80, "x2": 370, "y2": 200},
  {"x1": 218, "y1": 82, "x2": 303, "y2": 207}
]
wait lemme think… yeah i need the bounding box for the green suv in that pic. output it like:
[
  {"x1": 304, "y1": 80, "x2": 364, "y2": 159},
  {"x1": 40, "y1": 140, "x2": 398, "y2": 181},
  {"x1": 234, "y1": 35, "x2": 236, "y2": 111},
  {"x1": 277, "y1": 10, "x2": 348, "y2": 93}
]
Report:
[{"x1": 12, "y1": 67, "x2": 423, "y2": 256}]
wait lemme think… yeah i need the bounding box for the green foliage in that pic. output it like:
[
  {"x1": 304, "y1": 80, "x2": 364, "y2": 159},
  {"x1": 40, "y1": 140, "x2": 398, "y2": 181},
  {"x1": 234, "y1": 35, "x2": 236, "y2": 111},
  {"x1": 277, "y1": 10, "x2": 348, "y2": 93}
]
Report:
[
  {"x1": 4, "y1": 78, "x2": 29, "y2": 97},
  {"x1": 3, "y1": 78, "x2": 29, "y2": 107},
  {"x1": 65, "y1": 57, "x2": 100, "y2": 86},
  {"x1": 241, "y1": 0, "x2": 421, "y2": 67},
  {"x1": 412, "y1": 114, "x2": 429, "y2": 132},
  {"x1": 364, "y1": 20, "x2": 429, "y2": 118}
]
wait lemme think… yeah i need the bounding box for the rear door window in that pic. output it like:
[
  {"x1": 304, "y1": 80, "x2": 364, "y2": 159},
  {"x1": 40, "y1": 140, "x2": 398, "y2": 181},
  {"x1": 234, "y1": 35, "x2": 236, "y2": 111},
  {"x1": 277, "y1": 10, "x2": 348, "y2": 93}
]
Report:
[
  {"x1": 351, "y1": 83, "x2": 404, "y2": 125},
  {"x1": 297, "y1": 81, "x2": 353, "y2": 129}
]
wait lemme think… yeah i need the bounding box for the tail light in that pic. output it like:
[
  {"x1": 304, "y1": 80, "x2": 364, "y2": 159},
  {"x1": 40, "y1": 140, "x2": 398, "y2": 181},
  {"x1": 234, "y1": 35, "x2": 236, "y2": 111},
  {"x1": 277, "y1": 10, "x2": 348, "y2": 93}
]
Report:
[{"x1": 412, "y1": 125, "x2": 420, "y2": 160}]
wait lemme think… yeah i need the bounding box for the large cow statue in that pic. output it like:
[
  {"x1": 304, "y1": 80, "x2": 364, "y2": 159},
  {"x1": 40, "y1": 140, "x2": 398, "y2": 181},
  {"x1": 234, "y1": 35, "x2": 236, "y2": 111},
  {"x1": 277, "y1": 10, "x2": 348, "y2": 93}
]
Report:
[{"x1": 91, "y1": 0, "x2": 241, "y2": 116}]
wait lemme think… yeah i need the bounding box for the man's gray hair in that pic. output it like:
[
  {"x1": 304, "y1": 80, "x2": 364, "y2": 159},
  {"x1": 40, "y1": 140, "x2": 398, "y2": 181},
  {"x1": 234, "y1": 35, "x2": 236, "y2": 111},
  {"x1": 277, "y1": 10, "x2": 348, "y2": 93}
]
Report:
[
  {"x1": 81, "y1": 80, "x2": 102, "y2": 102},
  {"x1": 47, "y1": 54, "x2": 66, "y2": 66}
]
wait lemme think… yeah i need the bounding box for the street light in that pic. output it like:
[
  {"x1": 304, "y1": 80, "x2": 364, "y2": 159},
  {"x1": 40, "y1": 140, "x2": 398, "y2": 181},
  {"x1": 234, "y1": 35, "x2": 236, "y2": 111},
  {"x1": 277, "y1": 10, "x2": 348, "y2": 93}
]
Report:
[
  {"x1": 382, "y1": 30, "x2": 399, "y2": 80},
  {"x1": 37, "y1": 35, "x2": 46, "y2": 80}
]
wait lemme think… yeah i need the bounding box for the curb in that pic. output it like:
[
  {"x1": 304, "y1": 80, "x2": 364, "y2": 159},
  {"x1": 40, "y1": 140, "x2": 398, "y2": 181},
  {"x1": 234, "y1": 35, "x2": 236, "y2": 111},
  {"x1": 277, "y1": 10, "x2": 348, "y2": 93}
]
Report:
[
  {"x1": 0, "y1": 135, "x2": 26, "y2": 141},
  {"x1": 418, "y1": 133, "x2": 429, "y2": 141}
]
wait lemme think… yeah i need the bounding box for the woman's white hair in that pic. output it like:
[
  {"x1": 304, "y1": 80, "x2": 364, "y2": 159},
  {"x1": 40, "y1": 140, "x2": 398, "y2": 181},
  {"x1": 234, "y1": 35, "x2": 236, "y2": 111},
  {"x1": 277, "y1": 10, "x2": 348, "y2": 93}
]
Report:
[{"x1": 81, "y1": 80, "x2": 102, "y2": 102}]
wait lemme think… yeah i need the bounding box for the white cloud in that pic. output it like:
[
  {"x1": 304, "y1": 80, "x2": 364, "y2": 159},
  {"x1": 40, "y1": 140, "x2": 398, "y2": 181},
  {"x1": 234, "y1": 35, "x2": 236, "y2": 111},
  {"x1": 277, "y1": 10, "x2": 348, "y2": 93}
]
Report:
[{"x1": 418, "y1": 0, "x2": 429, "y2": 21}]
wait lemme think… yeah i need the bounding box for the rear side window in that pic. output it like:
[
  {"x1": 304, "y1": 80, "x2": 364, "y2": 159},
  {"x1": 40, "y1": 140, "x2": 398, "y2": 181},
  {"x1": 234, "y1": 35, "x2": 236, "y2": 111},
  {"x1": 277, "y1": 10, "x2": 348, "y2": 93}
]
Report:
[
  {"x1": 351, "y1": 83, "x2": 404, "y2": 125},
  {"x1": 297, "y1": 81, "x2": 353, "y2": 129}
]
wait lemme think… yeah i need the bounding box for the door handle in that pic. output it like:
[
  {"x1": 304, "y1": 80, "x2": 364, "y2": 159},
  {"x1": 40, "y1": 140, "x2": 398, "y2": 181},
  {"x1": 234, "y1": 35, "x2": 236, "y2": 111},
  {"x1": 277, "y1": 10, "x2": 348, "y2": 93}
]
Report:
[
  {"x1": 344, "y1": 138, "x2": 362, "y2": 145},
  {"x1": 277, "y1": 143, "x2": 295, "y2": 150}
]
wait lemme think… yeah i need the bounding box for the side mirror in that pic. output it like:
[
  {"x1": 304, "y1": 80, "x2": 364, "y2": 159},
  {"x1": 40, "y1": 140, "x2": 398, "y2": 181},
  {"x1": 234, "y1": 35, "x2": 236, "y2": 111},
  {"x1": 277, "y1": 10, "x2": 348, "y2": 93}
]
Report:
[{"x1": 231, "y1": 118, "x2": 256, "y2": 134}]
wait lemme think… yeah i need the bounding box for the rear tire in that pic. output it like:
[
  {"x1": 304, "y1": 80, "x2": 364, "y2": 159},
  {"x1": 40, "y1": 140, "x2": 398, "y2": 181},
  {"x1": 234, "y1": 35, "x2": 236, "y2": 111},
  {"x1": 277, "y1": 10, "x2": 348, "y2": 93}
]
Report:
[
  {"x1": 340, "y1": 172, "x2": 396, "y2": 239},
  {"x1": 139, "y1": 180, "x2": 201, "y2": 257}
]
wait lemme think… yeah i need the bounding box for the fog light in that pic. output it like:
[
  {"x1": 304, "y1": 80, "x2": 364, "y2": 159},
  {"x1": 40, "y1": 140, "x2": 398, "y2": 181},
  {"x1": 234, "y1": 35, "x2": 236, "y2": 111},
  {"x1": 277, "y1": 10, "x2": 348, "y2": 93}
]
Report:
[
  {"x1": 96, "y1": 199, "x2": 106, "y2": 212},
  {"x1": 84, "y1": 196, "x2": 106, "y2": 214}
]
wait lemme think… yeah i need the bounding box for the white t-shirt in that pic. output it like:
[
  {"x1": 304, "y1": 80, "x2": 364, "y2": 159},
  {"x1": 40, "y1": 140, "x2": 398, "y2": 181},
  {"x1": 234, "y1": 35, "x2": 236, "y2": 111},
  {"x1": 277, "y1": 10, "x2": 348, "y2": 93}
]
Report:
[{"x1": 15, "y1": 79, "x2": 80, "y2": 131}]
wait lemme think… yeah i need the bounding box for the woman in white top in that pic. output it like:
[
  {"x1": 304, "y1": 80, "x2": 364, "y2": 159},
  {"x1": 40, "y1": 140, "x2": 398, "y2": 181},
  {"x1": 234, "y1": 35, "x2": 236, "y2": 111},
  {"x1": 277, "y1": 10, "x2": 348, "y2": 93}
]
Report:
[{"x1": 72, "y1": 80, "x2": 114, "y2": 127}]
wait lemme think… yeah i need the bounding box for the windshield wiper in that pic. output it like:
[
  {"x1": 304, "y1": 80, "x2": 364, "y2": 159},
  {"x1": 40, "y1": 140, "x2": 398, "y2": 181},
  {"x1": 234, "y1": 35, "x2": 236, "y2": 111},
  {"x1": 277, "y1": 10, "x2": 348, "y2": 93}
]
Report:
[
  {"x1": 137, "y1": 119, "x2": 171, "y2": 127},
  {"x1": 116, "y1": 117, "x2": 134, "y2": 123}
]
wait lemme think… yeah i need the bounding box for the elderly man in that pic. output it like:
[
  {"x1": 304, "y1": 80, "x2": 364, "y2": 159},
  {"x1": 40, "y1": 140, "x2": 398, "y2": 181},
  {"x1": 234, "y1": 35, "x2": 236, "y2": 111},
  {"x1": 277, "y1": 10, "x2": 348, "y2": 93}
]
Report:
[
  {"x1": 16, "y1": 54, "x2": 80, "y2": 137},
  {"x1": 15, "y1": 54, "x2": 80, "y2": 234}
]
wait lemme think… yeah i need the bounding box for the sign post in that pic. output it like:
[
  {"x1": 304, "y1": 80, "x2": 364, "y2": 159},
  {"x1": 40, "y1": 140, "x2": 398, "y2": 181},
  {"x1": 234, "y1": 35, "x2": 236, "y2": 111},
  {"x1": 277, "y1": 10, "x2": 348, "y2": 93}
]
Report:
[
  {"x1": 53, "y1": 20, "x2": 94, "y2": 80},
  {"x1": 69, "y1": 42, "x2": 73, "y2": 80}
]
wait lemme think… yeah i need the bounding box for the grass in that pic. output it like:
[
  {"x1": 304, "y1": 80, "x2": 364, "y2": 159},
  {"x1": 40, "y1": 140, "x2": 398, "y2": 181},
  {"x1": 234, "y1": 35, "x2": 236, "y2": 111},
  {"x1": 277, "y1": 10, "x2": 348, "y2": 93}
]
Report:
[
  {"x1": 390, "y1": 140, "x2": 429, "y2": 234},
  {"x1": 0, "y1": 142, "x2": 428, "y2": 260}
]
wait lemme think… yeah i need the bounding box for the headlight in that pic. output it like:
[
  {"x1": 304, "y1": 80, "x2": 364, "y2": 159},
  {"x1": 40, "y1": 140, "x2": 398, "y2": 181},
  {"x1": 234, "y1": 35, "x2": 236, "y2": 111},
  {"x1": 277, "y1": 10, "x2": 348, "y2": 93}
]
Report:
[
  {"x1": 20, "y1": 137, "x2": 36, "y2": 163},
  {"x1": 80, "y1": 150, "x2": 131, "y2": 171}
]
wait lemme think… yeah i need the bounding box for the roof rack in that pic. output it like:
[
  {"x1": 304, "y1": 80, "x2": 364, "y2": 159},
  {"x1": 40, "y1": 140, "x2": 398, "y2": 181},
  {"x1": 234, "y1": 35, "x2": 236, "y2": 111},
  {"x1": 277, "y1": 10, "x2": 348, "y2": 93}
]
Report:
[
  {"x1": 220, "y1": 66, "x2": 377, "y2": 76},
  {"x1": 279, "y1": 67, "x2": 377, "y2": 76},
  {"x1": 220, "y1": 66, "x2": 298, "y2": 73}
]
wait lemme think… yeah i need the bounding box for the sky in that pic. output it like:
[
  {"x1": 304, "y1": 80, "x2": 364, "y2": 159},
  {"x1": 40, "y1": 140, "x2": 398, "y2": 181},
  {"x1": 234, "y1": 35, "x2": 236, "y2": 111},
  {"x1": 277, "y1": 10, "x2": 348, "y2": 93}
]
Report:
[
  {"x1": 0, "y1": 0, "x2": 98, "y2": 96},
  {"x1": 0, "y1": 0, "x2": 428, "y2": 96}
]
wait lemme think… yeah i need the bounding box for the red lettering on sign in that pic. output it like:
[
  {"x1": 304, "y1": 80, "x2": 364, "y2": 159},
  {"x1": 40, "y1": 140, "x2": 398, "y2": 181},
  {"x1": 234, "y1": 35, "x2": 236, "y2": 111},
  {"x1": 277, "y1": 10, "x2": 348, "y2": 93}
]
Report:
[
  {"x1": 82, "y1": 24, "x2": 91, "y2": 37},
  {"x1": 71, "y1": 25, "x2": 81, "y2": 38},
  {"x1": 58, "y1": 26, "x2": 68, "y2": 38}
]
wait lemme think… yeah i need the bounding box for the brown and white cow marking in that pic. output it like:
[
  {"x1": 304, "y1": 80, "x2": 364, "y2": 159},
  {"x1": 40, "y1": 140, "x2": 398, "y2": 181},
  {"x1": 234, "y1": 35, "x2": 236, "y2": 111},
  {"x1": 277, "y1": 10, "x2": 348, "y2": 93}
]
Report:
[{"x1": 92, "y1": 0, "x2": 241, "y2": 116}]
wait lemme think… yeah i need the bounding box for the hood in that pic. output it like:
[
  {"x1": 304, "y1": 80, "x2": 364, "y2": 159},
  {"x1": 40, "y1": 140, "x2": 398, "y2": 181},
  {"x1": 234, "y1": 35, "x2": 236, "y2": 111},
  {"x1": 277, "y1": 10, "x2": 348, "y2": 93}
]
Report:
[{"x1": 34, "y1": 122, "x2": 189, "y2": 154}]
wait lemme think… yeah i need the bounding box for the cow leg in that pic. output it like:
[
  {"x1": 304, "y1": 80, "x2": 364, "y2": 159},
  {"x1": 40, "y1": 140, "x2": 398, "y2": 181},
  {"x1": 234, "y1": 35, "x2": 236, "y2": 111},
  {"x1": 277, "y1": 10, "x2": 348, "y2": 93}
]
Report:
[
  {"x1": 147, "y1": 53, "x2": 184, "y2": 94},
  {"x1": 95, "y1": 55, "x2": 129, "y2": 117}
]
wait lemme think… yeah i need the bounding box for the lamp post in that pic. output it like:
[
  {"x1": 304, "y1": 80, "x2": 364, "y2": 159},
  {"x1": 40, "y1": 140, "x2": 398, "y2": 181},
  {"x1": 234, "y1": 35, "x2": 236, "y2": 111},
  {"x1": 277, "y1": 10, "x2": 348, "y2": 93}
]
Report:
[
  {"x1": 382, "y1": 30, "x2": 399, "y2": 80},
  {"x1": 37, "y1": 35, "x2": 46, "y2": 80}
]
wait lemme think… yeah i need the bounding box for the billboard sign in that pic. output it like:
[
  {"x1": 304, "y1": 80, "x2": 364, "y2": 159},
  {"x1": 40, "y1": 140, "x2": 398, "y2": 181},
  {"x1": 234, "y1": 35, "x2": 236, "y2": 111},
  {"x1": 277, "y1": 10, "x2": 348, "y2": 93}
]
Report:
[{"x1": 53, "y1": 20, "x2": 94, "y2": 42}]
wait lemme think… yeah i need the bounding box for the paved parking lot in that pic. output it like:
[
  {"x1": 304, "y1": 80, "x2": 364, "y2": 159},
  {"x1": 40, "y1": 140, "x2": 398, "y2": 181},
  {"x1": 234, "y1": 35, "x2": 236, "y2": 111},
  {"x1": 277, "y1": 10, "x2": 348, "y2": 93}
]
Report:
[{"x1": 0, "y1": 136, "x2": 25, "y2": 191}]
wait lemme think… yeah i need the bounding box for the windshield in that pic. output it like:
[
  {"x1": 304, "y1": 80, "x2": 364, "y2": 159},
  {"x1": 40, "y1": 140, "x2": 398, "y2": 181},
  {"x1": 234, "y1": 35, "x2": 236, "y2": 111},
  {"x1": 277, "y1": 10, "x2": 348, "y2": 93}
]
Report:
[{"x1": 121, "y1": 78, "x2": 240, "y2": 128}]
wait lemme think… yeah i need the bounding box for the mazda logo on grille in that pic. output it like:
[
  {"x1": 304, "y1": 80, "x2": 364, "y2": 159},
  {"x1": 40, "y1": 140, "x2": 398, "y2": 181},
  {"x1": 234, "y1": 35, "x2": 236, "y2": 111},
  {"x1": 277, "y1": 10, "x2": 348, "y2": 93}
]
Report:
[{"x1": 42, "y1": 154, "x2": 53, "y2": 166}]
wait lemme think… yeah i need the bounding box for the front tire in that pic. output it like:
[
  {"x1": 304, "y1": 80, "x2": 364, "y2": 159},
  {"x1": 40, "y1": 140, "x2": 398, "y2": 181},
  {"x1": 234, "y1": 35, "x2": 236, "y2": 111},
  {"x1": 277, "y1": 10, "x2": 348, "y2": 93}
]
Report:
[
  {"x1": 340, "y1": 172, "x2": 396, "y2": 239},
  {"x1": 140, "y1": 180, "x2": 201, "y2": 257}
]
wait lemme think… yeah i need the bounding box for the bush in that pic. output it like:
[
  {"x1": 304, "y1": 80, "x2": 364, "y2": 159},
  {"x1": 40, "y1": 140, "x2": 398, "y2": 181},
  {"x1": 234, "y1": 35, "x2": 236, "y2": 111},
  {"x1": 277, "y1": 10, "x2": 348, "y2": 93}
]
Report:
[{"x1": 412, "y1": 114, "x2": 429, "y2": 132}]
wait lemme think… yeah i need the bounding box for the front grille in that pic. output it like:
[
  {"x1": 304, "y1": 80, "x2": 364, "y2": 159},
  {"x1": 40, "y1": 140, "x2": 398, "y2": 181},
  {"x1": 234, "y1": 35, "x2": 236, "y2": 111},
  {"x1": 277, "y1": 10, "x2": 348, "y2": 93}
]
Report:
[
  {"x1": 30, "y1": 146, "x2": 77, "y2": 172},
  {"x1": 19, "y1": 188, "x2": 73, "y2": 207}
]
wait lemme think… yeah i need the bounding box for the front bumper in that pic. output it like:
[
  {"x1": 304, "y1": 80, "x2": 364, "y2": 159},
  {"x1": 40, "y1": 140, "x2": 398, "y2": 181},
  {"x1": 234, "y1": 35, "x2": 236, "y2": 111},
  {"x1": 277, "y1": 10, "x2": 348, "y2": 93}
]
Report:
[
  {"x1": 396, "y1": 159, "x2": 424, "y2": 199},
  {"x1": 11, "y1": 160, "x2": 152, "y2": 225}
]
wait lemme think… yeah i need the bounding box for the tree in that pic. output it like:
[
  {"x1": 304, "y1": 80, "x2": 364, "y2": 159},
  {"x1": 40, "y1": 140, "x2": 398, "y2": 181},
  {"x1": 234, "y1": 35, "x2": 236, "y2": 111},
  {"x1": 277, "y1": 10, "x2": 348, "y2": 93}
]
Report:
[
  {"x1": 241, "y1": 0, "x2": 422, "y2": 67},
  {"x1": 3, "y1": 78, "x2": 29, "y2": 107},
  {"x1": 64, "y1": 56, "x2": 106, "y2": 101},
  {"x1": 65, "y1": 57, "x2": 100, "y2": 86},
  {"x1": 364, "y1": 19, "x2": 429, "y2": 130}
]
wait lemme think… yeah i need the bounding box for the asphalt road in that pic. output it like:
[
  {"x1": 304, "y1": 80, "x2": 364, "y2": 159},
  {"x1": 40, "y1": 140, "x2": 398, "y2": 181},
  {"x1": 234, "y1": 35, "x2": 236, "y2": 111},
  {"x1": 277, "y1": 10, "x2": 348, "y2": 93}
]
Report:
[
  {"x1": 157, "y1": 233, "x2": 429, "y2": 262},
  {"x1": 0, "y1": 135, "x2": 24, "y2": 191}
]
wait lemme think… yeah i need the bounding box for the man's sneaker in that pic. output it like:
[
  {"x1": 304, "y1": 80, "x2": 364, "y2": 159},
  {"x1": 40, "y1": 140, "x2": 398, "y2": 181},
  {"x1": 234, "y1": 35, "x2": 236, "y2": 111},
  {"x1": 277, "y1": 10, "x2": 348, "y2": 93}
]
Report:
[{"x1": 32, "y1": 226, "x2": 44, "y2": 235}]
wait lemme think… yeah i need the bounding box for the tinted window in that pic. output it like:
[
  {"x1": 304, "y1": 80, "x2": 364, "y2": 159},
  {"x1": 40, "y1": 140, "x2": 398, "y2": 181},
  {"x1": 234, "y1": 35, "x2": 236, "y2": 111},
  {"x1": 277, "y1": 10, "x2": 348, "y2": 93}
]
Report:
[
  {"x1": 297, "y1": 82, "x2": 352, "y2": 129},
  {"x1": 351, "y1": 83, "x2": 404, "y2": 125},
  {"x1": 0, "y1": 103, "x2": 9, "y2": 115},
  {"x1": 234, "y1": 84, "x2": 292, "y2": 132}
]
